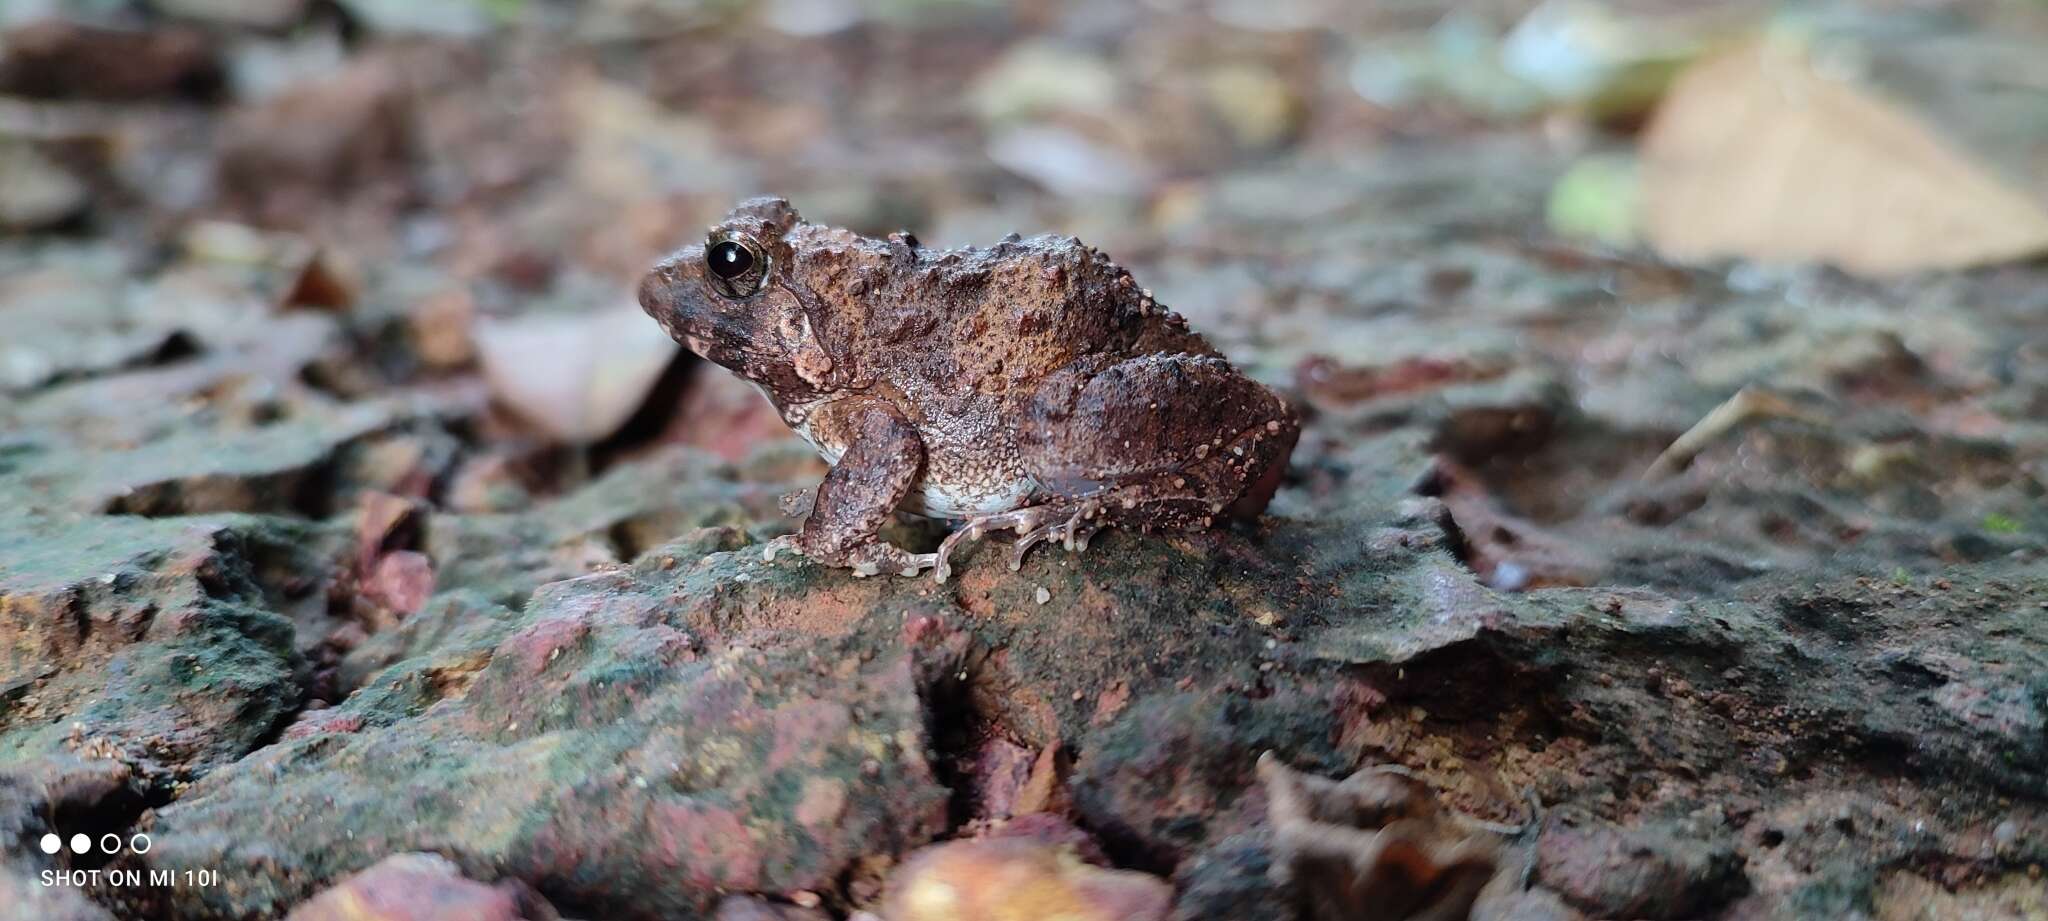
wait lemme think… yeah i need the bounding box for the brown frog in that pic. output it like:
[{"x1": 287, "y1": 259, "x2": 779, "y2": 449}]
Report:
[{"x1": 638, "y1": 197, "x2": 1297, "y2": 582}]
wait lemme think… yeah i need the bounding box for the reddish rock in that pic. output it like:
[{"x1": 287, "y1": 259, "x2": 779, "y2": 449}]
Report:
[
  {"x1": 712, "y1": 896, "x2": 830, "y2": 921},
  {"x1": 960, "y1": 734, "x2": 1037, "y2": 824},
  {"x1": 364, "y1": 550, "x2": 435, "y2": 617},
  {"x1": 142, "y1": 566, "x2": 958, "y2": 920},
  {"x1": 1535, "y1": 812, "x2": 1747, "y2": 920},
  {"x1": 1073, "y1": 689, "x2": 1349, "y2": 869},
  {"x1": 280, "y1": 709, "x2": 365, "y2": 741},
  {"x1": 283, "y1": 853, "x2": 557, "y2": 921}
]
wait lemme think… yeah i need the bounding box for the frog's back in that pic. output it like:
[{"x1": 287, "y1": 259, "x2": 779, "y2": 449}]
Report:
[{"x1": 897, "y1": 235, "x2": 1214, "y2": 395}]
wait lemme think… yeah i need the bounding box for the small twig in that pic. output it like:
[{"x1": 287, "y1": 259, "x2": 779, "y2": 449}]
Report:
[
  {"x1": 1515, "y1": 788, "x2": 1545, "y2": 890},
  {"x1": 1643, "y1": 385, "x2": 1824, "y2": 480}
]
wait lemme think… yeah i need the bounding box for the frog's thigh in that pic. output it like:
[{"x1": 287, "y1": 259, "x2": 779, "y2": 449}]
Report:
[{"x1": 1018, "y1": 353, "x2": 1295, "y2": 514}]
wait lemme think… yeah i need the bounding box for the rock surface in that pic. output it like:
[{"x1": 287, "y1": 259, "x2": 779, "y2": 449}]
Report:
[{"x1": 1534, "y1": 811, "x2": 1746, "y2": 919}]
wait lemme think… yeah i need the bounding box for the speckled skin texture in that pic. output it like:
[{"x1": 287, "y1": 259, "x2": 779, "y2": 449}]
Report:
[{"x1": 638, "y1": 198, "x2": 1298, "y2": 580}]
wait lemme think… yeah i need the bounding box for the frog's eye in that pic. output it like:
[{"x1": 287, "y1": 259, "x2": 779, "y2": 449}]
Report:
[{"x1": 704, "y1": 233, "x2": 767, "y2": 298}]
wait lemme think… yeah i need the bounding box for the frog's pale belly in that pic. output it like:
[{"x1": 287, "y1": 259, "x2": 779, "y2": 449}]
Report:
[
  {"x1": 785, "y1": 398, "x2": 1038, "y2": 520},
  {"x1": 901, "y1": 474, "x2": 1038, "y2": 519}
]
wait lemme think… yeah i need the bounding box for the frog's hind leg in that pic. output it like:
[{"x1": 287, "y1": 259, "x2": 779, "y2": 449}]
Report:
[
  {"x1": 930, "y1": 353, "x2": 1297, "y2": 582},
  {"x1": 1021, "y1": 351, "x2": 1298, "y2": 520}
]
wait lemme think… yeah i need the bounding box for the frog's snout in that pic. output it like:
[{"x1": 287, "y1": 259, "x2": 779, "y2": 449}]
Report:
[{"x1": 642, "y1": 247, "x2": 722, "y2": 344}]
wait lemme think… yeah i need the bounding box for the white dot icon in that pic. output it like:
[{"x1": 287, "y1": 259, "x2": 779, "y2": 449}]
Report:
[
  {"x1": 39, "y1": 833, "x2": 60, "y2": 855},
  {"x1": 69, "y1": 833, "x2": 90, "y2": 855}
]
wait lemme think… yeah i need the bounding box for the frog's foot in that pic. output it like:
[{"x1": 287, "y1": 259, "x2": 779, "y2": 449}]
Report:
[
  {"x1": 761, "y1": 533, "x2": 936, "y2": 578},
  {"x1": 932, "y1": 499, "x2": 1102, "y2": 583}
]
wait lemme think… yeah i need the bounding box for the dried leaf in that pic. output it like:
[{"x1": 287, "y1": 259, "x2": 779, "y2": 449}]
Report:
[
  {"x1": 881, "y1": 837, "x2": 1170, "y2": 921},
  {"x1": 1259, "y1": 753, "x2": 1502, "y2": 921},
  {"x1": 474, "y1": 304, "x2": 680, "y2": 443},
  {"x1": 1641, "y1": 39, "x2": 2048, "y2": 277},
  {"x1": 354, "y1": 491, "x2": 422, "y2": 565},
  {"x1": 280, "y1": 247, "x2": 358, "y2": 311}
]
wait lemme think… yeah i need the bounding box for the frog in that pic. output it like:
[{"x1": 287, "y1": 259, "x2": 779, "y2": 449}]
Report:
[{"x1": 637, "y1": 197, "x2": 1298, "y2": 582}]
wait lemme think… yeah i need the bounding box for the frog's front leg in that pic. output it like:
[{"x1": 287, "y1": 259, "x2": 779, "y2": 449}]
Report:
[{"x1": 762, "y1": 401, "x2": 936, "y2": 578}]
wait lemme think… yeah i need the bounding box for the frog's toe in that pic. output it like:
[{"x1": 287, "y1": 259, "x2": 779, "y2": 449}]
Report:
[
  {"x1": 934, "y1": 506, "x2": 1048, "y2": 583},
  {"x1": 761, "y1": 533, "x2": 805, "y2": 563},
  {"x1": 1007, "y1": 523, "x2": 1063, "y2": 571},
  {"x1": 932, "y1": 526, "x2": 983, "y2": 583},
  {"x1": 1056, "y1": 501, "x2": 1102, "y2": 551},
  {"x1": 842, "y1": 542, "x2": 934, "y2": 580},
  {"x1": 888, "y1": 552, "x2": 937, "y2": 577}
]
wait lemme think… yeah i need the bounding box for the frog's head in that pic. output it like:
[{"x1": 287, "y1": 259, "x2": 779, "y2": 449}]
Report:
[{"x1": 639, "y1": 197, "x2": 844, "y2": 405}]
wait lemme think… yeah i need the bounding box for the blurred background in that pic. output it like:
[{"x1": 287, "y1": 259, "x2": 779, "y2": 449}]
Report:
[{"x1": 5, "y1": 2, "x2": 2048, "y2": 920}]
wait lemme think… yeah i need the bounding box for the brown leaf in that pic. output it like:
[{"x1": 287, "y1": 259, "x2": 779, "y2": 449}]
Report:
[
  {"x1": 880, "y1": 837, "x2": 1170, "y2": 921},
  {"x1": 1259, "y1": 753, "x2": 1502, "y2": 921},
  {"x1": 354, "y1": 491, "x2": 422, "y2": 566},
  {"x1": 474, "y1": 304, "x2": 680, "y2": 443},
  {"x1": 1011, "y1": 742, "x2": 1070, "y2": 817},
  {"x1": 279, "y1": 247, "x2": 358, "y2": 312},
  {"x1": 1641, "y1": 40, "x2": 2048, "y2": 277}
]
